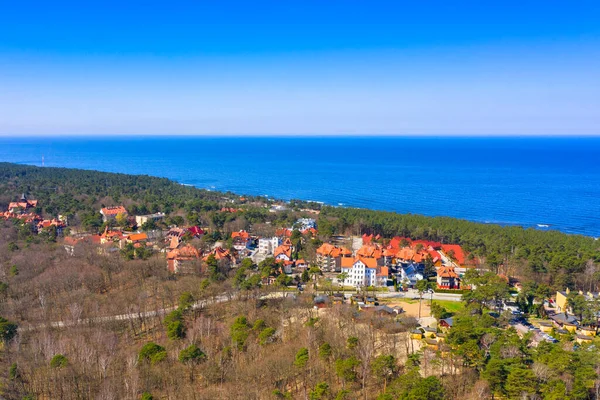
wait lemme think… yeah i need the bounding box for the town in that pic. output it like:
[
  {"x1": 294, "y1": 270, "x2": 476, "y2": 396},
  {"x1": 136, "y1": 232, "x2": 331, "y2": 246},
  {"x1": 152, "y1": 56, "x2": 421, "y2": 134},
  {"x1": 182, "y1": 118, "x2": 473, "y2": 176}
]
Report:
[{"x1": 4, "y1": 193, "x2": 600, "y2": 349}]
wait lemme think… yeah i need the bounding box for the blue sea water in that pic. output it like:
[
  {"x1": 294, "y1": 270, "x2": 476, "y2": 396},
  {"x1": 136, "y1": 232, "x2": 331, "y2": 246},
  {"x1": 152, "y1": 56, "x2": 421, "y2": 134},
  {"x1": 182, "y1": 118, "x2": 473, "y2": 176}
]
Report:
[{"x1": 0, "y1": 136, "x2": 599, "y2": 237}]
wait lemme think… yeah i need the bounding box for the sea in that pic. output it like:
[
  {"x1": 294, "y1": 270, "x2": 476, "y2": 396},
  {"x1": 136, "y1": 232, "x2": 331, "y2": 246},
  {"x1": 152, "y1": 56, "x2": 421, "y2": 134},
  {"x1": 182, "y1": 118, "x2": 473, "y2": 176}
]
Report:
[{"x1": 0, "y1": 136, "x2": 599, "y2": 237}]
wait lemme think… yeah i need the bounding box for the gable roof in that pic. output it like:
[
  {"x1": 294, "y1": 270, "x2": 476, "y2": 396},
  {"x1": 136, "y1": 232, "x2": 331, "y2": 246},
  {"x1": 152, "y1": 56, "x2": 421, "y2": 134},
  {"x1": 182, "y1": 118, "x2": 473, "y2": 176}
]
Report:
[
  {"x1": 127, "y1": 233, "x2": 148, "y2": 242},
  {"x1": 101, "y1": 206, "x2": 127, "y2": 216},
  {"x1": 437, "y1": 266, "x2": 459, "y2": 278},
  {"x1": 231, "y1": 230, "x2": 250, "y2": 239}
]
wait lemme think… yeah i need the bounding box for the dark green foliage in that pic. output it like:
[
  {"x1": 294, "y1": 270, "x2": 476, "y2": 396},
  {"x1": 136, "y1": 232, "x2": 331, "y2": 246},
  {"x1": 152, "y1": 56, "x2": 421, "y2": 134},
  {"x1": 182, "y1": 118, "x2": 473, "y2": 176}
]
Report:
[
  {"x1": 138, "y1": 342, "x2": 167, "y2": 365},
  {"x1": 163, "y1": 309, "x2": 186, "y2": 340},
  {"x1": 9, "y1": 363, "x2": 18, "y2": 380},
  {"x1": 258, "y1": 327, "x2": 276, "y2": 345},
  {"x1": 178, "y1": 344, "x2": 206, "y2": 363},
  {"x1": 294, "y1": 347, "x2": 309, "y2": 368},
  {"x1": 0, "y1": 316, "x2": 17, "y2": 342},
  {"x1": 230, "y1": 316, "x2": 250, "y2": 350},
  {"x1": 178, "y1": 292, "x2": 194, "y2": 311},
  {"x1": 50, "y1": 354, "x2": 68, "y2": 369},
  {"x1": 335, "y1": 357, "x2": 360, "y2": 382},
  {"x1": 318, "y1": 343, "x2": 332, "y2": 361},
  {"x1": 309, "y1": 382, "x2": 330, "y2": 400}
]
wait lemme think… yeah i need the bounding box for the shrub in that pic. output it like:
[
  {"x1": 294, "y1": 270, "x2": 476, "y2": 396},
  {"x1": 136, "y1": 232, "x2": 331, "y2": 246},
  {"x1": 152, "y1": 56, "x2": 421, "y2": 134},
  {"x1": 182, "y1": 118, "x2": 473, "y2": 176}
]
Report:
[{"x1": 50, "y1": 354, "x2": 68, "y2": 369}]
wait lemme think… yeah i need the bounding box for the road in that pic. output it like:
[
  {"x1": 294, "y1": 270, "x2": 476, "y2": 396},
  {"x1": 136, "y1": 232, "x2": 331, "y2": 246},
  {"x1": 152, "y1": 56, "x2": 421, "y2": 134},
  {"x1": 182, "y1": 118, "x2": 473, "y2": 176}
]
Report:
[{"x1": 20, "y1": 289, "x2": 461, "y2": 332}]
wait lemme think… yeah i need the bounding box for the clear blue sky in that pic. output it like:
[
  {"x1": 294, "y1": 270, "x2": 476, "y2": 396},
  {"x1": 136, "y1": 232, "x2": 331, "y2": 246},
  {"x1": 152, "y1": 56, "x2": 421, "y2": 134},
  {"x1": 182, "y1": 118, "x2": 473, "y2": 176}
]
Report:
[{"x1": 1, "y1": 1, "x2": 599, "y2": 136}]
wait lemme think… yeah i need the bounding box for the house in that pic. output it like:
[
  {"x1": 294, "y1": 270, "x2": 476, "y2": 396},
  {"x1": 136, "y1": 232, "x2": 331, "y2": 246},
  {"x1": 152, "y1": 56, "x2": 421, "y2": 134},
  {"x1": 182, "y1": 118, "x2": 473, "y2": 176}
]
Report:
[
  {"x1": 397, "y1": 263, "x2": 424, "y2": 288},
  {"x1": 538, "y1": 321, "x2": 553, "y2": 333},
  {"x1": 135, "y1": 212, "x2": 165, "y2": 227},
  {"x1": 186, "y1": 226, "x2": 205, "y2": 238},
  {"x1": 579, "y1": 326, "x2": 597, "y2": 337},
  {"x1": 331, "y1": 293, "x2": 345, "y2": 305},
  {"x1": 316, "y1": 243, "x2": 352, "y2": 272},
  {"x1": 203, "y1": 247, "x2": 235, "y2": 265},
  {"x1": 555, "y1": 289, "x2": 569, "y2": 312},
  {"x1": 166, "y1": 227, "x2": 185, "y2": 239},
  {"x1": 7, "y1": 194, "x2": 38, "y2": 213},
  {"x1": 576, "y1": 334, "x2": 593, "y2": 345},
  {"x1": 126, "y1": 232, "x2": 148, "y2": 244},
  {"x1": 295, "y1": 259, "x2": 309, "y2": 270},
  {"x1": 100, "y1": 206, "x2": 128, "y2": 222},
  {"x1": 340, "y1": 257, "x2": 388, "y2": 288},
  {"x1": 274, "y1": 243, "x2": 292, "y2": 262},
  {"x1": 549, "y1": 312, "x2": 578, "y2": 332},
  {"x1": 438, "y1": 317, "x2": 454, "y2": 330},
  {"x1": 232, "y1": 230, "x2": 252, "y2": 251},
  {"x1": 295, "y1": 218, "x2": 316, "y2": 231},
  {"x1": 99, "y1": 227, "x2": 124, "y2": 244},
  {"x1": 167, "y1": 244, "x2": 201, "y2": 274},
  {"x1": 436, "y1": 266, "x2": 460, "y2": 289}
]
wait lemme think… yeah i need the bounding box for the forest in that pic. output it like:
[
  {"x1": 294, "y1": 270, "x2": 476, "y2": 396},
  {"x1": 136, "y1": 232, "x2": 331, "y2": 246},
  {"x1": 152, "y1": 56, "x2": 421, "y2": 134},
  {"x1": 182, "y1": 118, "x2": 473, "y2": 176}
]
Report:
[{"x1": 1, "y1": 163, "x2": 600, "y2": 399}]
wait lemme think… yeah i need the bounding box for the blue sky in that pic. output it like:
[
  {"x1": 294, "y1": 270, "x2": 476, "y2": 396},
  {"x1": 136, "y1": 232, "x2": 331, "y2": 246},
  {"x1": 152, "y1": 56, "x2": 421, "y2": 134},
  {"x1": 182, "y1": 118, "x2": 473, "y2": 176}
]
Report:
[{"x1": 1, "y1": 1, "x2": 599, "y2": 136}]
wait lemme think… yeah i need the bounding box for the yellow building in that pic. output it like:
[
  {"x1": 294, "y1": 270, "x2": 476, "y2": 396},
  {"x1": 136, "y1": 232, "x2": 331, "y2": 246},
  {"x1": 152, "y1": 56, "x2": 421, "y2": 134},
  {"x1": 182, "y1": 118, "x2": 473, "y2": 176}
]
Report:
[
  {"x1": 579, "y1": 326, "x2": 597, "y2": 337},
  {"x1": 576, "y1": 334, "x2": 593, "y2": 345},
  {"x1": 538, "y1": 322, "x2": 553, "y2": 333},
  {"x1": 555, "y1": 289, "x2": 569, "y2": 312}
]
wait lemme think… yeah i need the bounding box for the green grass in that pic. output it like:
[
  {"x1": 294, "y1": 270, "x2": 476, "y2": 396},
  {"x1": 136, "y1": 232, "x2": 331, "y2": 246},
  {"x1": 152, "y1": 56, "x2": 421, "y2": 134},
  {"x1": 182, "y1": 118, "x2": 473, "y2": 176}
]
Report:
[{"x1": 432, "y1": 300, "x2": 465, "y2": 313}]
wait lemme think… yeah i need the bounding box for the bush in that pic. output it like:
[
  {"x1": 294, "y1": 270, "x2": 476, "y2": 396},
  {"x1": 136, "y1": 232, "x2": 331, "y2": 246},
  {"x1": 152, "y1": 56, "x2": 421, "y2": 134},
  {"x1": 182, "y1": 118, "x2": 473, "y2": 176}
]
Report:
[
  {"x1": 0, "y1": 316, "x2": 17, "y2": 342},
  {"x1": 138, "y1": 342, "x2": 167, "y2": 365},
  {"x1": 50, "y1": 354, "x2": 68, "y2": 369},
  {"x1": 179, "y1": 344, "x2": 206, "y2": 363},
  {"x1": 258, "y1": 327, "x2": 276, "y2": 345}
]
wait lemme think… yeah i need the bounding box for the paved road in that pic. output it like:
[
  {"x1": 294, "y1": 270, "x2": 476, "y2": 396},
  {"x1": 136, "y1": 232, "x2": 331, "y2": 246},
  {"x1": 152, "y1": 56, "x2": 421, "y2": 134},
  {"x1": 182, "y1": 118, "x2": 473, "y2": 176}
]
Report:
[{"x1": 20, "y1": 289, "x2": 461, "y2": 332}]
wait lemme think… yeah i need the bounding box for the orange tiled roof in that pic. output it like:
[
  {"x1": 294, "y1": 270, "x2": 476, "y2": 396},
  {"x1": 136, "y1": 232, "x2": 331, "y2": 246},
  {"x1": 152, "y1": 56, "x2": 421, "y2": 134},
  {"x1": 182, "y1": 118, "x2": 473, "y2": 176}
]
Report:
[
  {"x1": 437, "y1": 266, "x2": 459, "y2": 278},
  {"x1": 359, "y1": 257, "x2": 378, "y2": 269},
  {"x1": 274, "y1": 245, "x2": 292, "y2": 258},
  {"x1": 127, "y1": 233, "x2": 148, "y2": 242},
  {"x1": 167, "y1": 244, "x2": 200, "y2": 261},
  {"x1": 231, "y1": 230, "x2": 250, "y2": 239},
  {"x1": 341, "y1": 257, "x2": 355, "y2": 268},
  {"x1": 101, "y1": 206, "x2": 127, "y2": 216},
  {"x1": 441, "y1": 244, "x2": 466, "y2": 265},
  {"x1": 357, "y1": 244, "x2": 383, "y2": 259}
]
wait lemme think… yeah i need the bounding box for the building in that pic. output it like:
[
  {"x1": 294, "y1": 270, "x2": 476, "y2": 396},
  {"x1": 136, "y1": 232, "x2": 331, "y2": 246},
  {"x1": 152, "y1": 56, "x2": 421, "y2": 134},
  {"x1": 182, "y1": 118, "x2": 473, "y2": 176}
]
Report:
[
  {"x1": 555, "y1": 289, "x2": 569, "y2": 312},
  {"x1": 100, "y1": 206, "x2": 128, "y2": 222},
  {"x1": 232, "y1": 230, "x2": 252, "y2": 251},
  {"x1": 8, "y1": 194, "x2": 38, "y2": 213},
  {"x1": 316, "y1": 243, "x2": 352, "y2": 272},
  {"x1": 258, "y1": 237, "x2": 280, "y2": 254},
  {"x1": 436, "y1": 266, "x2": 460, "y2": 289},
  {"x1": 295, "y1": 218, "x2": 316, "y2": 231},
  {"x1": 397, "y1": 263, "x2": 424, "y2": 288},
  {"x1": 340, "y1": 257, "x2": 389, "y2": 288},
  {"x1": 167, "y1": 244, "x2": 201, "y2": 274},
  {"x1": 135, "y1": 212, "x2": 165, "y2": 227}
]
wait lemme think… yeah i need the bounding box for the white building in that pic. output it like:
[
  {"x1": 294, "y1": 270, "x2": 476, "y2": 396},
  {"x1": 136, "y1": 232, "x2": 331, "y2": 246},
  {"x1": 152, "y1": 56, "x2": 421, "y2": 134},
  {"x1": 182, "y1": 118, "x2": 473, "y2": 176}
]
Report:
[
  {"x1": 398, "y1": 263, "x2": 424, "y2": 287},
  {"x1": 252, "y1": 237, "x2": 281, "y2": 263},
  {"x1": 258, "y1": 237, "x2": 280, "y2": 254},
  {"x1": 340, "y1": 257, "x2": 388, "y2": 288},
  {"x1": 295, "y1": 218, "x2": 316, "y2": 231}
]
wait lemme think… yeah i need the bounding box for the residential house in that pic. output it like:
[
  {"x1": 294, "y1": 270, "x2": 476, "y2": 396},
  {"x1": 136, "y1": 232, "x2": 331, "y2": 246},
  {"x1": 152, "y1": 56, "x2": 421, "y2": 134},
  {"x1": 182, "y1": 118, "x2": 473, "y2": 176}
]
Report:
[
  {"x1": 8, "y1": 194, "x2": 38, "y2": 213},
  {"x1": 167, "y1": 244, "x2": 201, "y2": 274},
  {"x1": 397, "y1": 263, "x2": 424, "y2": 288},
  {"x1": 126, "y1": 232, "x2": 148, "y2": 245},
  {"x1": 436, "y1": 266, "x2": 460, "y2": 289},
  {"x1": 232, "y1": 230, "x2": 252, "y2": 251},
  {"x1": 100, "y1": 206, "x2": 128, "y2": 222},
  {"x1": 549, "y1": 312, "x2": 578, "y2": 333},
  {"x1": 555, "y1": 289, "x2": 569, "y2": 312},
  {"x1": 135, "y1": 212, "x2": 165, "y2": 227},
  {"x1": 204, "y1": 247, "x2": 236, "y2": 266}
]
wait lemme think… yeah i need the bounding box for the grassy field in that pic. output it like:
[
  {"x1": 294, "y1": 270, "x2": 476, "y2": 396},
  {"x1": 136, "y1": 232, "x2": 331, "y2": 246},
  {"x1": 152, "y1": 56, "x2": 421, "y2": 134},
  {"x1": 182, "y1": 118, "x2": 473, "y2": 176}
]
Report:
[{"x1": 431, "y1": 300, "x2": 465, "y2": 313}]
